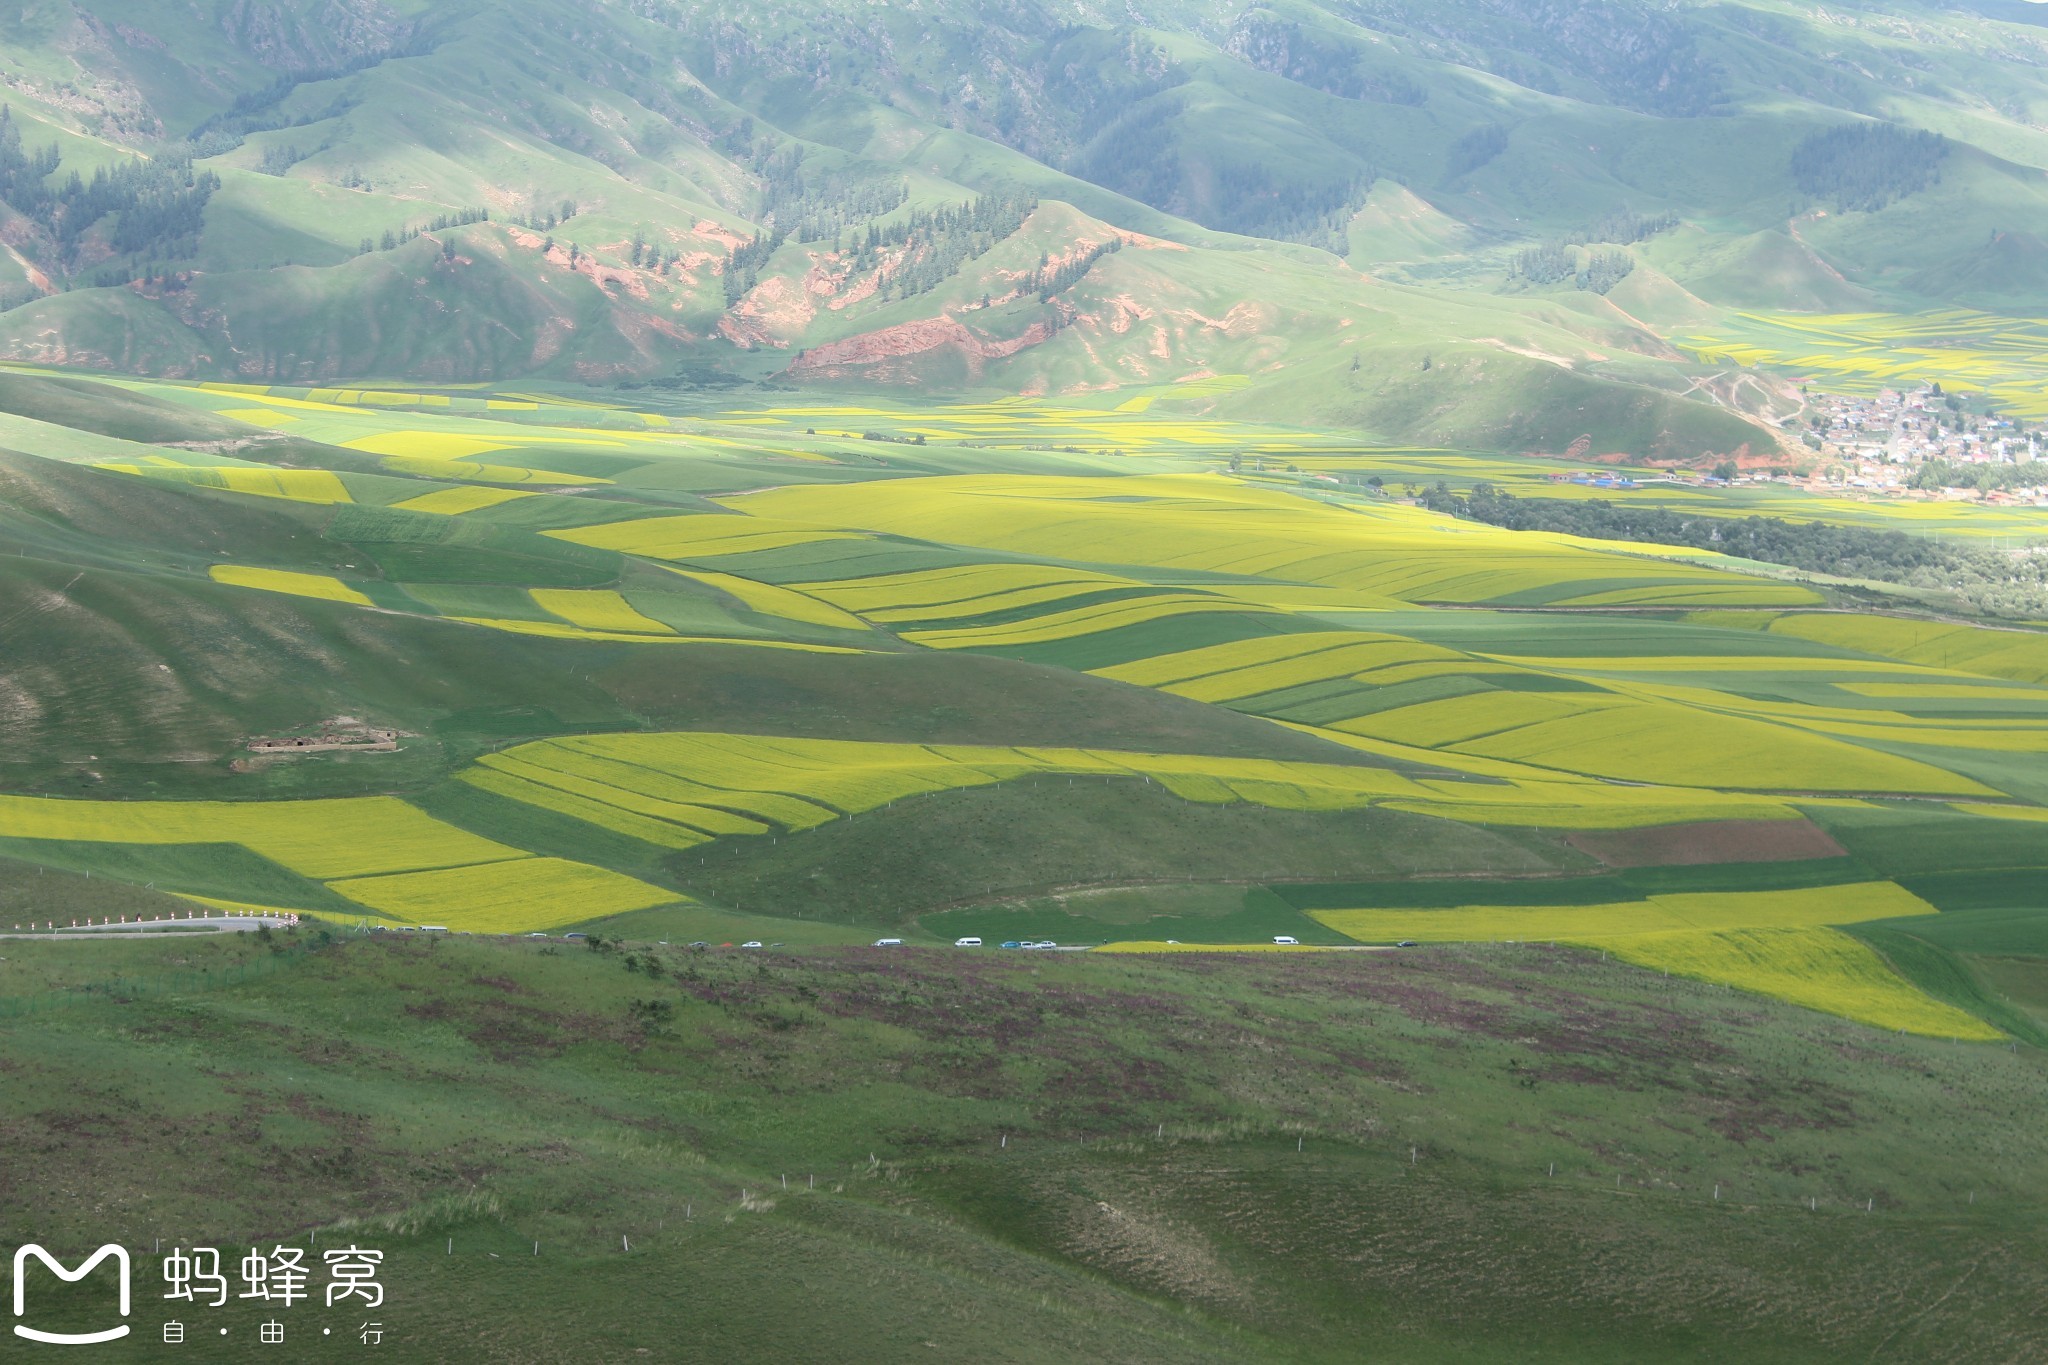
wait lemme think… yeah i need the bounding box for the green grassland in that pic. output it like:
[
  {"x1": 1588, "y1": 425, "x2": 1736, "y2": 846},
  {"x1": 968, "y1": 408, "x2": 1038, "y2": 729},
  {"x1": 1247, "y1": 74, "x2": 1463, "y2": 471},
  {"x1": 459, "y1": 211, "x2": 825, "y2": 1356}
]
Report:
[
  {"x1": 3, "y1": 4, "x2": 2048, "y2": 1353},
  {"x1": 3, "y1": 928, "x2": 2047, "y2": 1361}
]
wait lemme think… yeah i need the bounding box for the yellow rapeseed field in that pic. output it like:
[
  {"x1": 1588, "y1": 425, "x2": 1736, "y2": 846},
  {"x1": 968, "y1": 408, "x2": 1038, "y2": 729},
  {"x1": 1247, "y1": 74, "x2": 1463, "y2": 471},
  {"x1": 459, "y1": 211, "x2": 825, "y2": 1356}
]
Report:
[
  {"x1": 805, "y1": 563, "x2": 1137, "y2": 614},
  {"x1": 446, "y1": 616, "x2": 859, "y2": 651},
  {"x1": 464, "y1": 732, "x2": 1440, "y2": 836},
  {"x1": 381, "y1": 456, "x2": 610, "y2": 486},
  {"x1": 1337, "y1": 691, "x2": 1620, "y2": 748},
  {"x1": 392, "y1": 486, "x2": 539, "y2": 515},
  {"x1": 1578, "y1": 927, "x2": 2003, "y2": 1039},
  {"x1": 209, "y1": 565, "x2": 374, "y2": 606},
  {"x1": 342, "y1": 431, "x2": 516, "y2": 460},
  {"x1": 1155, "y1": 637, "x2": 1467, "y2": 703},
  {"x1": 529, "y1": 589, "x2": 677, "y2": 635},
  {"x1": 1765, "y1": 614, "x2": 2048, "y2": 684},
  {"x1": 1837, "y1": 682, "x2": 2048, "y2": 701},
  {"x1": 731, "y1": 474, "x2": 1814, "y2": 608},
  {"x1": 458, "y1": 766, "x2": 715, "y2": 850},
  {"x1": 1948, "y1": 802, "x2": 2048, "y2": 825},
  {"x1": 0, "y1": 793, "x2": 526, "y2": 880},
  {"x1": 1312, "y1": 882, "x2": 1932, "y2": 944},
  {"x1": 665, "y1": 568, "x2": 868, "y2": 630},
  {"x1": 328, "y1": 857, "x2": 677, "y2": 932},
  {"x1": 1093, "y1": 941, "x2": 1328, "y2": 953},
  {"x1": 1094, "y1": 631, "x2": 1371, "y2": 688},
  {"x1": 903, "y1": 593, "x2": 1270, "y2": 648},
  {"x1": 473, "y1": 752, "x2": 771, "y2": 836},
  {"x1": 864, "y1": 578, "x2": 1145, "y2": 624},
  {"x1": 502, "y1": 739, "x2": 844, "y2": 829},
  {"x1": 213, "y1": 468, "x2": 355, "y2": 503},
  {"x1": 1410, "y1": 698, "x2": 1993, "y2": 795},
  {"x1": 547, "y1": 514, "x2": 866, "y2": 559},
  {"x1": 100, "y1": 464, "x2": 355, "y2": 504},
  {"x1": 445, "y1": 729, "x2": 1809, "y2": 851}
]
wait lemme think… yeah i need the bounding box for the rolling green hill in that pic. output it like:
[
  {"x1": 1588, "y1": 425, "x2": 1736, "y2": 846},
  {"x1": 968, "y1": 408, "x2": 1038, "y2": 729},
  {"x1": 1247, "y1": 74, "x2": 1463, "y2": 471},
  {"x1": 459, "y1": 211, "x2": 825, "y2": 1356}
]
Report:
[
  {"x1": 0, "y1": 362, "x2": 2042, "y2": 1049},
  {"x1": 3, "y1": 1, "x2": 2048, "y2": 451},
  {"x1": 2, "y1": 8, "x2": 2047, "y2": 1357}
]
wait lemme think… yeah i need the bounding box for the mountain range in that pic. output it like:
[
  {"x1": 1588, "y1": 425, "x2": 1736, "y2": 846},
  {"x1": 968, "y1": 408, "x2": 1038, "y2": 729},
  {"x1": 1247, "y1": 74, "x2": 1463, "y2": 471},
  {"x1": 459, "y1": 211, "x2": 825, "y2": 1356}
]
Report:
[{"x1": 2, "y1": 0, "x2": 2046, "y2": 454}]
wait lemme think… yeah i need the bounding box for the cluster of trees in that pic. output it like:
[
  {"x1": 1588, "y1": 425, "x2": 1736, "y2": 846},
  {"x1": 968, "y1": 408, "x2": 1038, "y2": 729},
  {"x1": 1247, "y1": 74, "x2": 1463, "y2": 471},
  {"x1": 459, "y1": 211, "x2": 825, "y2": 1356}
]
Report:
[
  {"x1": 751, "y1": 144, "x2": 908, "y2": 244},
  {"x1": 1445, "y1": 124, "x2": 1509, "y2": 180},
  {"x1": 1068, "y1": 99, "x2": 1184, "y2": 219},
  {"x1": 1511, "y1": 243, "x2": 1574, "y2": 285},
  {"x1": 1791, "y1": 122, "x2": 1948, "y2": 212},
  {"x1": 1065, "y1": 91, "x2": 1377, "y2": 251},
  {"x1": 1453, "y1": 0, "x2": 1720, "y2": 117},
  {"x1": 1023, "y1": 29, "x2": 1187, "y2": 164},
  {"x1": 186, "y1": 93, "x2": 356, "y2": 160},
  {"x1": 1268, "y1": 179, "x2": 1375, "y2": 256},
  {"x1": 1576, "y1": 249, "x2": 1635, "y2": 294},
  {"x1": 1225, "y1": 13, "x2": 1428, "y2": 105},
  {"x1": 184, "y1": 35, "x2": 418, "y2": 156},
  {"x1": 1024, "y1": 237, "x2": 1123, "y2": 302},
  {"x1": 257, "y1": 140, "x2": 326, "y2": 176},
  {"x1": 352, "y1": 207, "x2": 490, "y2": 257},
  {"x1": 722, "y1": 194, "x2": 1040, "y2": 309},
  {"x1": 0, "y1": 108, "x2": 220, "y2": 270},
  {"x1": 625, "y1": 232, "x2": 682, "y2": 273},
  {"x1": 1908, "y1": 458, "x2": 2042, "y2": 493},
  {"x1": 722, "y1": 226, "x2": 785, "y2": 306},
  {"x1": 1207, "y1": 166, "x2": 1376, "y2": 254},
  {"x1": 1567, "y1": 209, "x2": 1676, "y2": 246},
  {"x1": 1509, "y1": 242, "x2": 1635, "y2": 293},
  {"x1": 838, "y1": 194, "x2": 1037, "y2": 305},
  {"x1": 1419, "y1": 481, "x2": 2048, "y2": 617},
  {"x1": 0, "y1": 107, "x2": 60, "y2": 212},
  {"x1": 510, "y1": 200, "x2": 579, "y2": 233},
  {"x1": 630, "y1": 364, "x2": 747, "y2": 391}
]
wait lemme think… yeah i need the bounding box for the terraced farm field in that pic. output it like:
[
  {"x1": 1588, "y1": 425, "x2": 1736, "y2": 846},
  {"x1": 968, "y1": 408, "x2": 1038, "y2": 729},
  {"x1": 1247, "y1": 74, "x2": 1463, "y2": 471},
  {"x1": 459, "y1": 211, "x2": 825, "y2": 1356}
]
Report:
[
  {"x1": 1683, "y1": 309, "x2": 2048, "y2": 420},
  {"x1": 1, "y1": 365, "x2": 2046, "y2": 1046}
]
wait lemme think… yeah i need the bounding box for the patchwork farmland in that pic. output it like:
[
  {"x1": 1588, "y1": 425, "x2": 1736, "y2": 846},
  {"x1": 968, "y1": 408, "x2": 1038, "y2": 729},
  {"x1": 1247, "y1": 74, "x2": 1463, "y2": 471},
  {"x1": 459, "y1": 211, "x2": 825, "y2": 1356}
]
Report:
[
  {"x1": 9, "y1": 4, "x2": 2048, "y2": 1355},
  {"x1": 2, "y1": 364, "x2": 2046, "y2": 1053}
]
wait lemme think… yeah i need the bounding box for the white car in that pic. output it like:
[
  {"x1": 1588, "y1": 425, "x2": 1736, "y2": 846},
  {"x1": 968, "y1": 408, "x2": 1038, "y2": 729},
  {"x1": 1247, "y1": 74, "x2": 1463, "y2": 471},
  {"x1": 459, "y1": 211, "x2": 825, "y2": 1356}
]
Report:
[
  {"x1": 954, "y1": 937, "x2": 983, "y2": 947},
  {"x1": 873, "y1": 937, "x2": 904, "y2": 947},
  {"x1": 740, "y1": 940, "x2": 763, "y2": 949},
  {"x1": 1272, "y1": 935, "x2": 1300, "y2": 946}
]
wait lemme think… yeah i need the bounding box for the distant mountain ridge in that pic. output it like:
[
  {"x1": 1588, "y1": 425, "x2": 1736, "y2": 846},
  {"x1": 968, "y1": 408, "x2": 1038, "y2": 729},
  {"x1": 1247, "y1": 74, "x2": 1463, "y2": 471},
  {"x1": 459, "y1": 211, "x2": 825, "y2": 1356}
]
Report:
[{"x1": 0, "y1": 0, "x2": 2045, "y2": 456}]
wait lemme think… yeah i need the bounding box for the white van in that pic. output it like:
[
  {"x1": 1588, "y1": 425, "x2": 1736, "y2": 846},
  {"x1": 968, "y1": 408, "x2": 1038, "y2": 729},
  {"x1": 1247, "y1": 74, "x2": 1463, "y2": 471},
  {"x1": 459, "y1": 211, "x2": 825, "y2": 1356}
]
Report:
[
  {"x1": 954, "y1": 937, "x2": 983, "y2": 948},
  {"x1": 1272, "y1": 936, "x2": 1299, "y2": 946},
  {"x1": 873, "y1": 938, "x2": 904, "y2": 947}
]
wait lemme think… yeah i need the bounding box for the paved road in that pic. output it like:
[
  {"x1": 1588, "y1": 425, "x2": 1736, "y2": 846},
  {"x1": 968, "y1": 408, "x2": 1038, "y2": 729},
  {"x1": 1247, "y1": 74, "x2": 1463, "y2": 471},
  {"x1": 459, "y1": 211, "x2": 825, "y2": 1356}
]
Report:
[{"x1": 0, "y1": 914, "x2": 299, "y2": 939}]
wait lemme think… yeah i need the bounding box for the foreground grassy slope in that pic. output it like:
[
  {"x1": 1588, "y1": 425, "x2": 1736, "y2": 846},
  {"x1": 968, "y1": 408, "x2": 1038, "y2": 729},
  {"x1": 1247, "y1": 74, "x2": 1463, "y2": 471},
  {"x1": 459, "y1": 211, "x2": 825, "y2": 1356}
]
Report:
[{"x1": 3, "y1": 929, "x2": 2044, "y2": 1361}]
